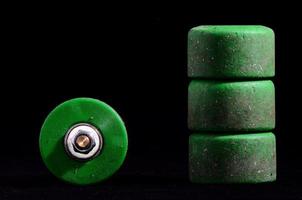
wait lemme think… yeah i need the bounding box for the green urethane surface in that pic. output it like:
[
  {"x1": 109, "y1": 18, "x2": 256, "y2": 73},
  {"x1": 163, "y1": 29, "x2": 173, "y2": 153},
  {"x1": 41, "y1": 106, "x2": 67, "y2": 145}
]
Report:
[
  {"x1": 188, "y1": 80, "x2": 275, "y2": 132},
  {"x1": 189, "y1": 132, "x2": 276, "y2": 183},
  {"x1": 39, "y1": 98, "x2": 128, "y2": 185},
  {"x1": 188, "y1": 25, "x2": 275, "y2": 78}
]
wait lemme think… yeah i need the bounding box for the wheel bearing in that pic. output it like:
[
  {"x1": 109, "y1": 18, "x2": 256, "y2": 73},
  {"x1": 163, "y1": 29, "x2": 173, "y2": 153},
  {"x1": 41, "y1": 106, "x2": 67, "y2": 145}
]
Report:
[{"x1": 64, "y1": 123, "x2": 103, "y2": 161}]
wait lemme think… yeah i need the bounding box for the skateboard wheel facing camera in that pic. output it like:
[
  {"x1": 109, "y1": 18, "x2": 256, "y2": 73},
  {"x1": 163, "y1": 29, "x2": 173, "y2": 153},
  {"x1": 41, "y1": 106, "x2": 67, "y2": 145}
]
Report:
[{"x1": 39, "y1": 98, "x2": 128, "y2": 185}]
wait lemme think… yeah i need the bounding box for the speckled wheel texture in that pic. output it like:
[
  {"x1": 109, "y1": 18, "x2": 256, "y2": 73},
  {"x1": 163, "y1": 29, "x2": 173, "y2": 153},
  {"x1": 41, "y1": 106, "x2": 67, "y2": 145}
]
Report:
[
  {"x1": 187, "y1": 25, "x2": 276, "y2": 184},
  {"x1": 188, "y1": 25, "x2": 275, "y2": 78},
  {"x1": 188, "y1": 80, "x2": 275, "y2": 132},
  {"x1": 189, "y1": 133, "x2": 276, "y2": 183}
]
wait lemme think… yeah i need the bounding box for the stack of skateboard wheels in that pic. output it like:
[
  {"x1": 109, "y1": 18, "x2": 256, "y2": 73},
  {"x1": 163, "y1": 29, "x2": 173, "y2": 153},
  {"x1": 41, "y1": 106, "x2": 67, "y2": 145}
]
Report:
[{"x1": 188, "y1": 26, "x2": 276, "y2": 183}]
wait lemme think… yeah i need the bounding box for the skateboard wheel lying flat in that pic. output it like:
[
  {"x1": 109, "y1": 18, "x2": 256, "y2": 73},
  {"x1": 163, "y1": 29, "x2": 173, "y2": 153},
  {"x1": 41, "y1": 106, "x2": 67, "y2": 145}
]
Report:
[
  {"x1": 188, "y1": 80, "x2": 275, "y2": 131},
  {"x1": 39, "y1": 98, "x2": 128, "y2": 185},
  {"x1": 189, "y1": 132, "x2": 276, "y2": 183},
  {"x1": 188, "y1": 25, "x2": 275, "y2": 78}
]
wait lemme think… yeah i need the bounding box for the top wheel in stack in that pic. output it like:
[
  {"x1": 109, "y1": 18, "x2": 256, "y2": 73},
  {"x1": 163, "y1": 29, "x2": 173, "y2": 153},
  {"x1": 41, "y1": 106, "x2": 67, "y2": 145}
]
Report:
[{"x1": 188, "y1": 25, "x2": 275, "y2": 78}]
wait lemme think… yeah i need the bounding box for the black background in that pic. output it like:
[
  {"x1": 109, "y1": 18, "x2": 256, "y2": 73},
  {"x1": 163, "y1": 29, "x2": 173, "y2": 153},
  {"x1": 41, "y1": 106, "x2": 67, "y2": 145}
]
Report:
[{"x1": 1, "y1": 3, "x2": 301, "y2": 199}]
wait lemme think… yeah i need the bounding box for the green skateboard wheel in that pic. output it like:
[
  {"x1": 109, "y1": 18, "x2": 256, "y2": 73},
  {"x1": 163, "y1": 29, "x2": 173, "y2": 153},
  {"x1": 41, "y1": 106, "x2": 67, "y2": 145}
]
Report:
[
  {"x1": 188, "y1": 80, "x2": 275, "y2": 131},
  {"x1": 189, "y1": 132, "x2": 276, "y2": 183},
  {"x1": 188, "y1": 25, "x2": 275, "y2": 78},
  {"x1": 39, "y1": 98, "x2": 128, "y2": 185}
]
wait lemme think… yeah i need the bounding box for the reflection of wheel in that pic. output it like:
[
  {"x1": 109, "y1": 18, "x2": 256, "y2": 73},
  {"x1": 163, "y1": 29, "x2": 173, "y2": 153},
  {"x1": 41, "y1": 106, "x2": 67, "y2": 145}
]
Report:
[{"x1": 39, "y1": 98, "x2": 128, "y2": 185}]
